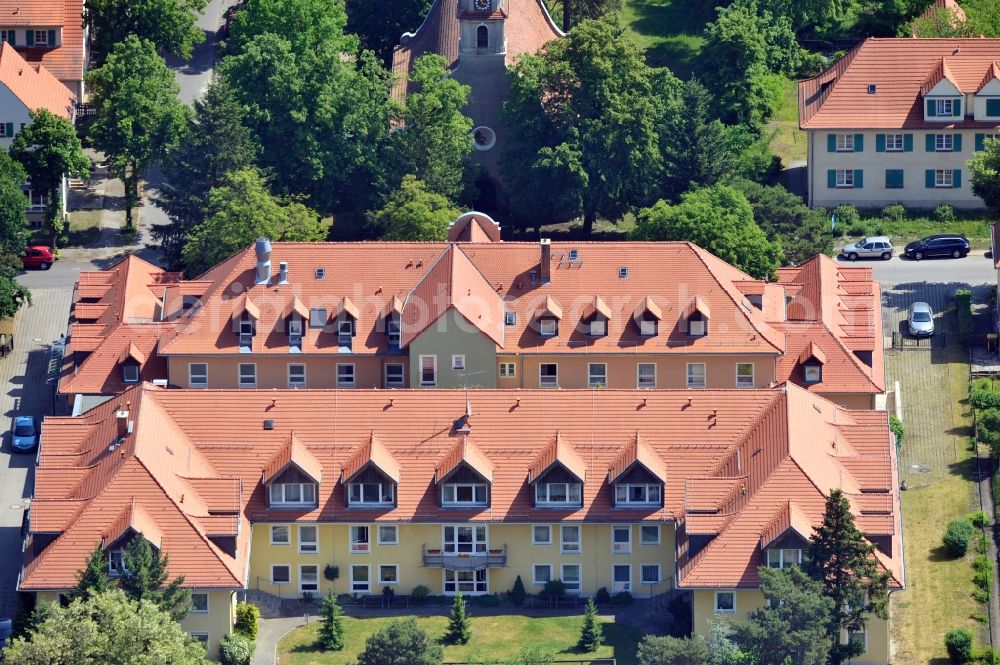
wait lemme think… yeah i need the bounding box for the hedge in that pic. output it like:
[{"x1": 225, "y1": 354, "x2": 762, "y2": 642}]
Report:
[{"x1": 956, "y1": 289, "x2": 974, "y2": 345}]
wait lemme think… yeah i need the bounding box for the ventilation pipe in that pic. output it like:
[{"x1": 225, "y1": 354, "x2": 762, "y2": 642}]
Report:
[
  {"x1": 278, "y1": 261, "x2": 288, "y2": 284},
  {"x1": 255, "y1": 238, "x2": 272, "y2": 285}
]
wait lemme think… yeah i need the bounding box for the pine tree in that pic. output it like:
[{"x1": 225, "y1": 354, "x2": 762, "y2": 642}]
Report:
[
  {"x1": 577, "y1": 598, "x2": 603, "y2": 652},
  {"x1": 806, "y1": 489, "x2": 890, "y2": 665},
  {"x1": 70, "y1": 546, "x2": 113, "y2": 600},
  {"x1": 445, "y1": 590, "x2": 471, "y2": 645},
  {"x1": 319, "y1": 592, "x2": 345, "y2": 651},
  {"x1": 120, "y1": 537, "x2": 190, "y2": 621}
]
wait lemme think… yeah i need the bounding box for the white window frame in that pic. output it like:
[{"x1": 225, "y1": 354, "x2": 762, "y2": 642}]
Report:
[
  {"x1": 298, "y1": 525, "x2": 318, "y2": 554},
  {"x1": 238, "y1": 363, "x2": 256, "y2": 388},
  {"x1": 122, "y1": 363, "x2": 140, "y2": 383},
  {"x1": 835, "y1": 170, "x2": 854, "y2": 188},
  {"x1": 271, "y1": 564, "x2": 291, "y2": 585},
  {"x1": 190, "y1": 592, "x2": 209, "y2": 614},
  {"x1": 189, "y1": 363, "x2": 208, "y2": 388},
  {"x1": 637, "y1": 363, "x2": 656, "y2": 388},
  {"x1": 108, "y1": 549, "x2": 125, "y2": 576},
  {"x1": 33, "y1": 30, "x2": 48, "y2": 46},
  {"x1": 269, "y1": 483, "x2": 316, "y2": 506},
  {"x1": 935, "y1": 169, "x2": 954, "y2": 188},
  {"x1": 935, "y1": 98, "x2": 957, "y2": 116},
  {"x1": 885, "y1": 133, "x2": 904, "y2": 151},
  {"x1": 686, "y1": 363, "x2": 706, "y2": 389},
  {"x1": 640, "y1": 525, "x2": 660, "y2": 545},
  {"x1": 804, "y1": 364, "x2": 822, "y2": 384},
  {"x1": 588, "y1": 363, "x2": 607, "y2": 388},
  {"x1": 539, "y1": 363, "x2": 558, "y2": 388},
  {"x1": 338, "y1": 319, "x2": 354, "y2": 346},
  {"x1": 532, "y1": 524, "x2": 552, "y2": 545},
  {"x1": 561, "y1": 524, "x2": 581, "y2": 554},
  {"x1": 419, "y1": 355, "x2": 437, "y2": 386},
  {"x1": 387, "y1": 317, "x2": 401, "y2": 348},
  {"x1": 835, "y1": 133, "x2": 855, "y2": 152},
  {"x1": 736, "y1": 362, "x2": 754, "y2": 388},
  {"x1": 452, "y1": 354, "x2": 465, "y2": 370},
  {"x1": 189, "y1": 632, "x2": 209, "y2": 646},
  {"x1": 615, "y1": 483, "x2": 662, "y2": 506},
  {"x1": 639, "y1": 319, "x2": 657, "y2": 337},
  {"x1": 442, "y1": 483, "x2": 488, "y2": 507},
  {"x1": 561, "y1": 564, "x2": 582, "y2": 594},
  {"x1": 688, "y1": 318, "x2": 707, "y2": 337},
  {"x1": 589, "y1": 318, "x2": 606, "y2": 337},
  {"x1": 443, "y1": 568, "x2": 488, "y2": 595},
  {"x1": 377, "y1": 524, "x2": 398, "y2": 546},
  {"x1": 533, "y1": 564, "x2": 552, "y2": 585},
  {"x1": 378, "y1": 564, "x2": 399, "y2": 585},
  {"x1": 535, "y1": 482, "x2": 582, "y2": 506},
  {"x1": 443, "y1": 525, "x2": 488, "y2": 554},
  {"x1": 715, "y1": 591, "x2": 735, "y2": 613},
  {"x1": 287, "y1": 363, "x2": 306, "y2": 389},
  {"x1": 270, "y1": 525, "x2": 290, "y2": 546},
  {"x1": 349, "y1": 525, "x2": 371, "y2": 554},
  {"x1": 766, "y1": 548, "x2": 803, "y2": 569},
  {"x1": 385, "y1": 363, "x2": 405, "y2": 387},
  {"x1": 505, "y1": 311, "x2": 516, "y2": 325},
  {"x1": 612, "y1": 563, "x2": 632, "y2": 592},
  {"x1": 640, "y1": 564, "x2": 661, "y2": 585},
  {"x1": 499, "y1": 362, "x2": 516, "y2": 378},
  {"x1": 612, "y1": 526, "x2": 632, "y2": 554},
  {"x1": 935, "y1": 134, "x2": 955, "y2": 152},
  {"x1": 350, "y1": 564, "x2": 370, "y2": 593},
  {"x1": 336, "y1": 363, "x2": 355, "y2": 387},
  {"x1": 539, "y1": 318, "x2": 557, "y2": 336},
  {"x1": 348, "y1": 482, "x2": 394, "y2": 507},
  {"x1": 299, "y1": 564, "x2": 319, "y2": 594}
]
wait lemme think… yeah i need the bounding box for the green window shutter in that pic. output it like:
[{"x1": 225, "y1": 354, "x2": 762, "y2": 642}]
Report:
[
  {"x1": 876, "y1": 134, "x2": 885, "y2": 152},
  {"x1": 926, "y1": 134, "x2": 936, "y2": 152},
  {"x1": 24, "y1": 30, "x2": 32, "y2": 46},
  {"x1": 977, "y1": 133, "x2": 986, "y2": 151},
  {"x1": 7, "y1": 30, "x2": 13, "y2": 46},
  {"x1": 954, "y1": 134, "x2": 962, "y2": 152},
  {"x1": 854, "y1": 169, "x2": 863, "y2": 188},
  {"x1": 886, "y1": 170, "x2": 904, "y2": 189},
  {"x1": 988, "y1": 99, "x2": 1000, "y2": 116},
  {"x1": 927, "y1": 98, "x2": 937, "y2": 116},
  {"x1": 4, "y1": 123, "x2": 11, "y2": 137},
  {"x1": 854, "y1": 134, "x2": 864, "y2": 152},
  {"x1": 47, "y1": 30, "x2": 55, "y2": 45},
  {"x1": 926, "y1": 170, "x2": 935, "y2": 188},
  {"x1": 827, "y1": 134, "x2": 836, "y2": 152},
  {"x1": 827, "y1": 170, "x2": 836, "y2": 188},
  {"x1": 954, "y1": 169, "x2": 962, "y2": 188},
  {"x1": 904, "y1": 134, "x2": 913, "y2": 152}
]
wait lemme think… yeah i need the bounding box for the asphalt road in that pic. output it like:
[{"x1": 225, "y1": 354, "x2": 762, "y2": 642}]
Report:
[{"x1": 838, "y1": 250, "x2": 996, "y2": 286}]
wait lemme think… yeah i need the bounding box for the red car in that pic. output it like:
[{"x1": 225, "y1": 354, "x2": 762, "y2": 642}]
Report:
[{"x1": 21, "y1": 246, "x2": 54, "y2": 270}]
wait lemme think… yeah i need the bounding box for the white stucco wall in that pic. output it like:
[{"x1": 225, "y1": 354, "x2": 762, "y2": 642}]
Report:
[{"x1": 0, "y1": 84, "x2": 32, "y2": 150}]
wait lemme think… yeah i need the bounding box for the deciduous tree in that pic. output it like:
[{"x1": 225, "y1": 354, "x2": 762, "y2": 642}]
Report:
[
  {"x1": 971, "y1": 137, "x2": 1000, "y2": 215},
  {"x1": 356, "y1": 617, "x2": 443, "y2": 665},
  {"x1": 0, "y1": 152, "x2": 28, "y2": 257},
  {"x1": 346, "y1": 0, "x2": 433, "y2": 65},
  {"x1": 87, "y1": 37, "x2": 189, "y2": 230},
  {"x1": 226, "y1": 0, "x2": 356, "y2": 57},
  {"x1": 0, "y1": 266, "x2": 30, "y2": 319},
  {"x1": 84, "y1": 0, "x2": 206, "y2": 61},
  {"x1": 728, "y1": 178, "x2": 833, "y2": 264},
  {"x1": 120, "y1": 537, "x2": 190, "y2": 622},
  {"x1": 9, "y1": 109, "x2": 90, "y2": 248},
  {"x1": 368, "y1": 175, "x2": 461, "y2": 240},
  {"x1": 632, "y1": 185, "x2": 782, "y2": 279}
]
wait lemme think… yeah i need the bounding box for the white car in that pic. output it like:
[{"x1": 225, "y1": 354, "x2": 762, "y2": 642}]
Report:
[{"x1": 841, "y1": 236, "x2": 893, "y2": 261}]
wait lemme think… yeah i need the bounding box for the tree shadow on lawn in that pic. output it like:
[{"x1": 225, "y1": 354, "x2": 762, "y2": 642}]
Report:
[
  {"x1": 625, "y1": 0, "x2": 714, "y2": 74},
  {"x1": 556, "y1": 622, "x2": 640, "y2": 665}
]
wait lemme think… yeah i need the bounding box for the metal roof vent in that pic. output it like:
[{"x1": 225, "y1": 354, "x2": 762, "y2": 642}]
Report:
[
  {"x1": 867, "y1": 83, "x2": 876, "y2": 94},
  {"x1": 263, "y1": 419, "x2": 274, "y2": 430}
]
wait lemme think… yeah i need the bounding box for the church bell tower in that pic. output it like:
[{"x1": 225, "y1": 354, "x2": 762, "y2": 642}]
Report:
[{"x1": 458, "y1": 0, "x2": 506, "y2": 60}]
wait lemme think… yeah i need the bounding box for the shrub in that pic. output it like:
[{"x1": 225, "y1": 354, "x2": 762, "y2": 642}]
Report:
[
  {"x1": 972, "y1": 611, "x2": 989, "y2": 624},
  {"x1": 845, "y1": 221, "x2": 868, "y2": 237},
  {"x1": 946, "y1": 629, "x2": 974, "y2": 663},
  {"x1": 944, "y1": 519, "x2": 975, "y2": 557},
  {"x1": 957, "y1": 289, "x2": 974, "y2": 344},
  {"x1": 577, "y1": 598, "x2": 603, "y2": 652},
  {"x1": 890, "y1": 415, "x2": 905, "y2": 448},
  {"x1": 971, "y1": 378, "x2": 1000, "y2": 411},
  {"x1": 411, "y1": 585, "x2": 430, "y2": 604},
  {"x1": 319, "y1": 591, "x2": 345, "y2": 651},
  {"x1": 979, "y1": 409, "x2": 1000, "y2": 457},
  {"x1": 470, "y1": 593, "x2": 502, "y2": 607},
  {"x1": 541, "y1": 579, "x2": 566, "y2": 599},
  {"x1": 881, "y1": 203, "x2": 906, "y2": 221},
  {"x1": 833, "y1": 204, "x2": 860, "y2": 229},
  {"x1": 219, "y1": 633, "x2": 255, "y2": 665},
  {"x1": 357, "y1": 618, "x2": 443, "y2": 665},
  {"x1": 980, "y1": 646, "x2": 1000, "y2": 665},
  {"x1": 974, "y1": 588, "x2": 990, "y2": 603},
  {"x1": 234, "y1": 601, "x2": 259, "y2": 640},
  {"x1": 446, "y1": 591, "x2": 471, "y2": 644},
  {"x1": 613, "y1": 591, "x2": 634, "y2": 605},
  {"x1": 969, "y1": 511, "x2": 989, "y2": 528},
  {"x1": 324, "y1": 564, "x2": 340, "y2": 582},
  {"x1": 595, "y1": 587, "x2": 611, "y2": 604},
  {"x1": 509, "y1": 575, "x2": 527, "y2": 606},
  {"x1": 935, "y1": 203, "x2": 956, "y2": 222},
  {"x1": 973, "y1": 555, "x2": 994, "y2": 592}
]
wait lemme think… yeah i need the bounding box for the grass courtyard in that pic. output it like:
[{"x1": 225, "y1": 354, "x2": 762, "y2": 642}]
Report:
[{"x1": 277, "y1": 613, "x2": 643, "y2": 665}]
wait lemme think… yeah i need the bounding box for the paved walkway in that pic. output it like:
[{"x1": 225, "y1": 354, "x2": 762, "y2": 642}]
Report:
[{"x1": 253, "y1": 616, "x2": 309, "y2": 665}]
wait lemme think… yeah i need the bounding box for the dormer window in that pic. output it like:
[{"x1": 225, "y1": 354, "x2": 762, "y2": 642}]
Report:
[
  {"x1": 688, "y1": 315, "x2": 707, "y2": 337},
  {"x1": 614, "y1": 483, "x2": 661, "y2": 506},
  {"x1": 264, "y1": 432, "x2": 322, "y2": 508},
  {"x1": 535, "y1": 482, "x2": 582, "y2": 506},
  {"x1": 609, "y1": 434, "x2": 666, "y2": 509},
  {"x1": 269, "y1": 482, "x2": 316, "y2": 506},
  {"x1": 799, "y1": 342, "x2": 826, "y2": 385},
  {"x1": 935, "y1": 98, "x2": 956, "y2": 116},
  {"x1": 122, "y1": 363, "x2": 139, "y2": 383},
  {"x1": 639, "y1": 319, "x2": 657, "y2": 337},
  {"x1": 108, "y1": 549, "x2": 125, "y2": 576},
  {"x1": 288, "y1": 317, "x2": 303, "y2": 350},
  {"x1": 348, "y1": 482, "x2": 395, "y2": 507},
  {"x1": 766, "y1": 548, "x2": 802, "y2": 569},
  {"x1": 535, "y1": 296, "x2": 562, "y2": 337},
  {"x1": 442, "y1": 483, "x2": 488, "y2": 506},
  {"x1": 804, "y1": 363, "x2": 822, "y2": 384},
  {"x1": 589, "y1": 318, "x2": 606, "y2": 337},
  {"x1": 338, "y1": 319, "x2": 354, "y2": 346},
  {"x1": 437, "y1": 437, "x2": 492, "y2": 508},
  {"x1": 683, "y1": 297, "x2": 709, "y2": 338},
  {"x1": 239, "y1": 313, "x2": 254, "y2": 347},
  {"x1": 387, "y1": 316, "x2": 401, "y2": 350},
  {"x1": 540, "y1": 318, "x2": 557, "y2": 336}
]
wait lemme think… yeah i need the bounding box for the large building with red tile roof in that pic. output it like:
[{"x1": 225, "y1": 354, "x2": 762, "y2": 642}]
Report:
[
  {"x1": 799, "y1": 38, "x2": 1000, "y2": 209},
  {"x1": 21, "y1": 381, "x2": 902, "y2": 661},
  {"x1": 0, "y1": 0, "x2": 86, "y2": 98},
  {"x1": 60, "y1": 218, "x2": 885, "y2": 411},
  {"x1": 392, "y1": 0, "x2": 562, "y2": 209}
]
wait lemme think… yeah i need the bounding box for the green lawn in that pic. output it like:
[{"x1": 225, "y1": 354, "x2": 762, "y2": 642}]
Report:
[
  {"x1": 766, "y1": 77, "x2": 806, "y2": 166},
  {"x1": 277, "y1": 614, "x2": 643, "y2": 665},
  {"x1": 618, "y1": 0, "x2": 712, "y2": 76}
]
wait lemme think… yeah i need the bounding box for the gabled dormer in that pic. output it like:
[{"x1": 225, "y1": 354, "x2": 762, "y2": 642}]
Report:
[
  {"x1": 263, "y1": 432, "x2": 321, "y2": 508},
  {"x1": 528, "y1": 433, "x2": 585, "y2": 508},
  {"x1": 286, "y1": 296, "x2": 308, "y2": 352},
  {"x1": 922, "y1": 58, "x2": 964, "y2": 121},
  {"x1": 759, "y1": 501, "x2": 811, "y2": 569},
  {"x1": 385, "y1": 295, "x2": 403, "y2": 352},
  {"x1": 799, "y1": 342, "x2": 827, "y2": 384},
  {"x1": 342, "y1": 433, "x2": 400, "y2": 508},
  {"x1": 683, "y1": 296, "x2": 710, "y2": 338},
  {"x1": 535, "y1": 295, "x2": 562, "y2": 337},
  {"x1": 608, "y1": 433, "x2": 666, "y2": 508},
  {"x1": 974, "y1": 61, "x2": 1000, "y2": 121},
  {"x1": 334, "y1": 296, "x2": 359, "y2": 349},
  {"x1": 119, "y1": 341, "x2": 145, "y2": 384},
  {"x1": 581, "y1": 296, "x2": 611, "y2": 337},
  {"x1": 232, "y1": 293, "x2": 259, "y2": 352},
  {"x1": 436, "y1": 436, "x2": 493, "y2": 508},
  {"x1": 101, "y1": 500, "x2": 164, "y2": 576},
  {"x1": 633, "y1": 296, "x2": 662, "y2": 337}
]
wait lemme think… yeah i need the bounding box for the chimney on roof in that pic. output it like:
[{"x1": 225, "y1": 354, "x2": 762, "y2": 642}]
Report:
[
  {"x1": 254, "y1": 238, "x2": 271, "y2": 285},
  {"x1": 540, "y1": 239, "x2": 551, "y2": 284},
  {"x1": 278, "y1": 261, "x2": 288, "y2": 284}
]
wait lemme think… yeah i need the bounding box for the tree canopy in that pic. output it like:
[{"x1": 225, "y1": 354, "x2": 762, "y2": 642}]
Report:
[
  {"x1": 632, "y1": 184, "x2": 783, "y2": 279},
  {"x1": 70, "y1": 546, "x2": 114, "y2": 602},
  {"x1": 368, "y1": 175, "x2": 461, "y2": 241},
  {"x1": 971, "y1": 137, "x2": 1000, "y2": 215},
  {"x1": 4, "y1": 590, "x2": 210, "y2": 665},
  {"x1": 182, "y1": 168, "x2": 327, "y2": 276},
  {"x1": 0, "y1": 152, "x2": 28, "y2": 258},
  {"x1": 226, "y1": 0, "x2": 356, "y2": 56},
  {"x1": 355, "y1": 617, "x2": 443, "y2": 665},
  {"x1": 501, "y1": 16, "x2": 660, "y2": 234},
  {"x1": 119, "y1": 537, "x2": 190, "y2": 622},
  {"x1": 87, "y1": 36, "x2": 189, "y2": 229},
  {"x1": 84, "y1": 0, "x2": 207, "y2": 60},
  {"x1": 345, "y1": 0, "x2": 433, "y2": 64},
  {"x1": 728, "y1": 178, "x2": 833, "y2": 265}
]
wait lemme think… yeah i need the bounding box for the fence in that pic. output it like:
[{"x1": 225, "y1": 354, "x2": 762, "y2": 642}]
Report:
[{"x1": 892, "y1": 331, "x2": 946, "y2": 350}]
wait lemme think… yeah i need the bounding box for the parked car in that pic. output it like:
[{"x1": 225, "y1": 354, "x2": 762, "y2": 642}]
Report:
[
  {"x1": 907, "y1": 301, "x2": 935, "y2": 337},
  {"x1": 21, "y1": 246, "x2": 54, "y2": 270},
  {"x1": 903, "y1": 234, "x2": 970, "y2": 260},
  {"x1": 841, "y1": 236, "x2": 894, "y2": 261},
  {"x1": 11, "y1": 415, "x2": 37, "y2": 452}
]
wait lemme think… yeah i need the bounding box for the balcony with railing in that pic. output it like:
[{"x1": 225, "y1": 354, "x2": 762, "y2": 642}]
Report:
[{"x1": 421, "y1": 544, "x2": 507, "y2": 570}]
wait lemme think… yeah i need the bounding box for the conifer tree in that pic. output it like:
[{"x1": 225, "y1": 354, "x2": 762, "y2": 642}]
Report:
[
  {"x1": 70, "y1": 545, "x2": 113, "y2": 600},
  {"x1": 578, "y1": 598, "x2": 604, "y2": 651},
  {"x1": 445, "y1": 590, "x2": 471, "y2": 644},
  {"x1": 319, "y1": 591, "x2": 346, "y2": 651},
  {"x1": 120, "y1": 536, "x2": 190, "y2": 621}
]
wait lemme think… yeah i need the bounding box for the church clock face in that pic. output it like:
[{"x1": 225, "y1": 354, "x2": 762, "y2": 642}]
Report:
[{"x1": 475, "y1": 0, "x2": 490, "y2": 11}]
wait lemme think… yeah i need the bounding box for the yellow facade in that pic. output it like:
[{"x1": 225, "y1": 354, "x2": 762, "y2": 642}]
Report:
[
  {"x1": 691, "y1": 589, "x2": 890, "y2": 665},
  {"x1": 247, "y1": 522, "x2": 675, "y2": 599}
]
